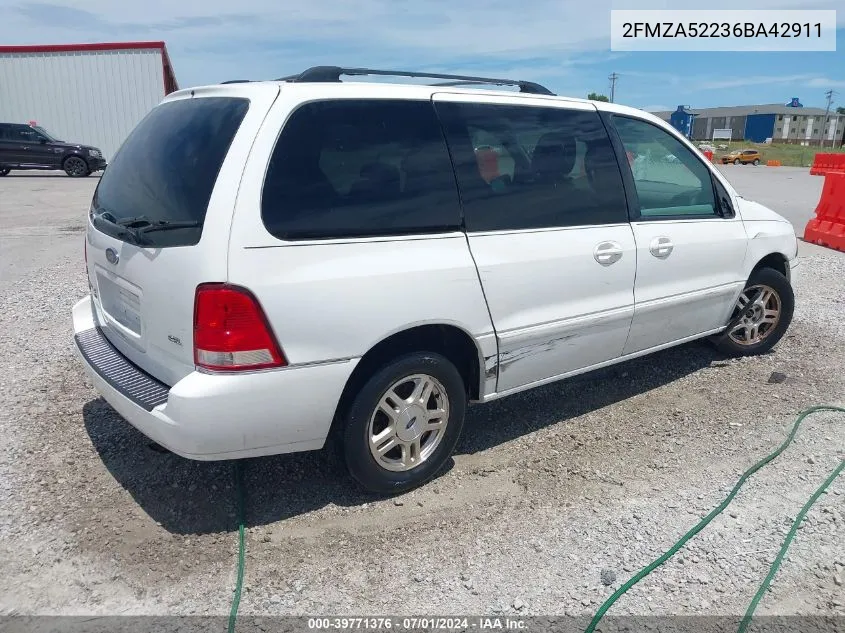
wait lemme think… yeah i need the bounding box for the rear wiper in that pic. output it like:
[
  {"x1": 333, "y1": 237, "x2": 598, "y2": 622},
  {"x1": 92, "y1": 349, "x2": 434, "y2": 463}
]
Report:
[
  {"x1": 136, "y1": 220, "x2": 203, "y2": 234},
  {"x1": 110, "y1": 216, "x2": 201, "y2": 234},
  {"x1": 92, "y1": 211, "x2": 149, "y2": 245},
  {"x1": 113, "y1": 215, "x2": 157, "y2": 228}
]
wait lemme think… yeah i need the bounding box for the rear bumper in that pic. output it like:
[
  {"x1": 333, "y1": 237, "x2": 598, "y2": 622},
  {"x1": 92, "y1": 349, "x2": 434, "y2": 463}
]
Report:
[{"x1": 72, "y1": 296, "x2": 358, "y2": 460}]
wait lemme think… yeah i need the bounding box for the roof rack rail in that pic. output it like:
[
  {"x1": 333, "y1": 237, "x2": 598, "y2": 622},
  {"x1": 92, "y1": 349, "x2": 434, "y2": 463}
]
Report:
[
  {"x1": 275, "y1": 66, "x2": 554, "y2": 96},
  {"x1": 221, "y1": 79, "x2": 251, "y2": 84},
  {"x1": 431, "y1": 80, "x2": 521, "y2": 88}
]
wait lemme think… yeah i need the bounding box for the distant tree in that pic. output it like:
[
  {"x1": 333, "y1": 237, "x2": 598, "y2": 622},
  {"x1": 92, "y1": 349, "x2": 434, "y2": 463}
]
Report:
[
  {"x1": 837, "y1": 106, "x2": 845, "y2": 115},
  {"x1": 587, "y1": 92, "x2": 610, "y2": 102}
]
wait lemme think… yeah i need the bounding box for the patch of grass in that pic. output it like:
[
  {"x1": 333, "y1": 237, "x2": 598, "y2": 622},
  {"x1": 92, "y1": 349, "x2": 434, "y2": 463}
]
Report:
[{"x1": 706, "y1": 140, "x2": 845, "y2": 167}]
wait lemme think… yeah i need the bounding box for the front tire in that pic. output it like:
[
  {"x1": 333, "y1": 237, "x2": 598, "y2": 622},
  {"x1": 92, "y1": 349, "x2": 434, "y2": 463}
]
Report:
[
  {"x1": 0, "y1": 167, "x2": 10, "y2": 176},
  {"x1": 63, "y1": 156, "x2": 90, "y2": 177},
  {"x1": 733, "y1": 158, "x2": 741, "y2": 165},
  {"x1": 712, "y1": 267, "x2": 794, "y2": 357},
  {"x1": 342, "y1": 352, "x2": 467, "y2": 495}
]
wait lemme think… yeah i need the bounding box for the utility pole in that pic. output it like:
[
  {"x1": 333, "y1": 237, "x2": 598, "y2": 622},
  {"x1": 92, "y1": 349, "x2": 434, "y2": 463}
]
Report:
[
  {"x1": 608, "y1": 72, "x2": 619, "y2": 103},
  {"x1": 821, "y1": 89, "x2": 836, "y2": 148}
]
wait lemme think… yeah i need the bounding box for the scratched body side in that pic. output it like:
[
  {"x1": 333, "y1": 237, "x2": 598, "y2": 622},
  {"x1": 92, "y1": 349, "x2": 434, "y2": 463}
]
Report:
[{"x1": 465, "y1": 224, "x2": 638, "y2": 393}]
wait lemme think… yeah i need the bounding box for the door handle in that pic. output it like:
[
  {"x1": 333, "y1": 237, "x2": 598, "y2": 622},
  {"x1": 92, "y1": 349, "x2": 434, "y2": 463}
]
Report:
[
  {"x1": 649, "y1": 236, "x2": 674, "y2": 259},
  {"x1": 594, "y1": 241, "x2": 623, "y2": 266}
]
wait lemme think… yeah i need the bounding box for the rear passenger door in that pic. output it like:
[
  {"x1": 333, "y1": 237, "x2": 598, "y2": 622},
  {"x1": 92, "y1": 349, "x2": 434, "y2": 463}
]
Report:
[
  {"x1": 609, "y1": 114, "x2": 748, "y2": 355},
  {"x1": 434, "y1": 94, "x2": 636, "y2": 394}
]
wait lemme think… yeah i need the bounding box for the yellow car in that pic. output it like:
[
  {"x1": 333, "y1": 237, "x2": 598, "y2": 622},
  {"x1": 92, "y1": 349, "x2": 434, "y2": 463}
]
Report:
[{"x1": 721, "y1": 149, "x2": 761, "y2": 165}]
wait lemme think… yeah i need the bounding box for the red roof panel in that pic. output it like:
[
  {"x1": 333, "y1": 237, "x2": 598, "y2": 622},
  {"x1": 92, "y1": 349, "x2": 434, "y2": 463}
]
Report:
[{"x1": 0, "y1": 41, "x2": 166, "y2": 54}]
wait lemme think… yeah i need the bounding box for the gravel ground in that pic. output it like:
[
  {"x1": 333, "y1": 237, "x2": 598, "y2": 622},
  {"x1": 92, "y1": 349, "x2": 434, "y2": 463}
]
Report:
[{"x1": 1, "y1": 172, "x2": 843, "y2": 622}]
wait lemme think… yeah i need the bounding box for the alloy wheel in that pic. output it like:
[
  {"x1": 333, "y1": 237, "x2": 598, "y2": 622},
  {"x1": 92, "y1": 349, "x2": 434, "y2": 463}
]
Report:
[
  {"x1": 65, "y1": 157, "x2": 88, "y2": 176},
  {"x1": 728, "y1": 284, "x2": 781, "y2": 346},
  {"x1": 367, "y1": 373, "x2": 450, "y2": 472}
]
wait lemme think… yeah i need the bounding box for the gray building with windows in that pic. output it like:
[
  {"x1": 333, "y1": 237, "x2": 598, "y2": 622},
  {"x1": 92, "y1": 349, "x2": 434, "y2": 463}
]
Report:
[{"x1": 653, "y1": 103, "x2": 844, "y2": 147}]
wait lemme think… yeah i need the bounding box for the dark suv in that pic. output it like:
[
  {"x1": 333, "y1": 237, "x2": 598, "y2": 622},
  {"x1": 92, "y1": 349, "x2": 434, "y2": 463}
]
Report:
[{"x1": 0, "y1": 122, "x2": 106, "y2": 177}]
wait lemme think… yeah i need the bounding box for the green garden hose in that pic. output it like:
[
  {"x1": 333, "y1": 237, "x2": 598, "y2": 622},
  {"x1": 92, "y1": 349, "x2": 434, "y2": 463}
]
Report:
[
  {"x1": 586, "y1": 405, "x2": 845, "y2": 633},
  {"x1": 224, "y1": 406, "x2": 844, "y2": 633},
  {"x1": 228, "y1": 461, "x2": 246, "y2": 633}
]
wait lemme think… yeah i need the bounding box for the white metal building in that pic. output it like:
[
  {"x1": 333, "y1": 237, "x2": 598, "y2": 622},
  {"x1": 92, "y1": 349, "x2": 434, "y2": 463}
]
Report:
[{"x1": 0, "y1": 41, "x2": 179, "y2": 161}]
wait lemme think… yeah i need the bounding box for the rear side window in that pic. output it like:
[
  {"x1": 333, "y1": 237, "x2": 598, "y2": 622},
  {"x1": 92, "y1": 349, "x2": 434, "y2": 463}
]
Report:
[
  {"x1": 0, "y1": 125, "x2": 38, "y2": 142},
  {"x1": 91, "y1": 97, "x2": 249, "y2": 247},
  {"x1": 261, "y1": 99, "x2": 462, "y2": 240},
  {"x1": 435, "y1": 102, "x2": 628, "y2": 232}
]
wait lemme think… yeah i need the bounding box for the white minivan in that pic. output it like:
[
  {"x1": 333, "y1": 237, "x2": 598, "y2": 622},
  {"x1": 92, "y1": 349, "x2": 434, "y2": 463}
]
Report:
[{"x1": 72, "y1": 66, "x2": 798, "y2": 493}]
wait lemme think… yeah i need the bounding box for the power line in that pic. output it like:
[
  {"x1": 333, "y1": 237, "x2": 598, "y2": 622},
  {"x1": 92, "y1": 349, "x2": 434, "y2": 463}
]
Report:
[
  {"x1": 608, "y1": 72, "x2": 619, "y2": 103},
  {"x1": 821, "y1": 89, "x2": 837, "y2": 148}
]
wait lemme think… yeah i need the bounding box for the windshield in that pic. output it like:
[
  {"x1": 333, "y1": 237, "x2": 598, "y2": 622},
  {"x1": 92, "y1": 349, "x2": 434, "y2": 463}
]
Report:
[{"x1": 90, "y1": 96, "x2": 250, "y2": 248}]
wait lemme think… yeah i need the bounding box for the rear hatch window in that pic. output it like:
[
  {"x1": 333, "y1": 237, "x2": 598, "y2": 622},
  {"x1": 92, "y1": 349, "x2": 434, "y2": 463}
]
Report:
[{"x1": 91, "y1": 96, "x2": 249, "y2": 248}]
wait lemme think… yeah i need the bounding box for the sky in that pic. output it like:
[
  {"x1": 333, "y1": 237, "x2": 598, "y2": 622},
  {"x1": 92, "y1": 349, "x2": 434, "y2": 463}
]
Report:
[{"x1": 0, "y1": 0, "x2": 843, "y2": 112}]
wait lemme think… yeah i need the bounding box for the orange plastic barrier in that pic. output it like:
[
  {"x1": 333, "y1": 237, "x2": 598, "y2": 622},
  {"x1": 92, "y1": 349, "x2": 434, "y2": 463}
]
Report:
[
  {"x1": 810, "y1": 153, "x2": 845, "y2": 176},
  {"x1": 803, "y1": 172, "x2": 845, "y2": 252},
  {"x1": 766, "y1": 160, "x2": 782, "y2": 167},
  {"x1": 702, "y1": 150, "x2": 714, "y2": 161}
]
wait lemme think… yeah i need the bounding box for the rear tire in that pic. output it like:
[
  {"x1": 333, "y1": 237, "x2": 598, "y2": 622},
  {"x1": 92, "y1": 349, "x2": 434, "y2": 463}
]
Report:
[
  {"x1": 341, "y1": 352, "x2": 467, "y2": 495},
  {"x1": 753, "y1": 158, "x2": 760, "y2": 166},
  {"x1": 63, "y1": 156, "x2": 90, "y2": 177},
  {"x1": 0, "y1": 167, "x2": 9, "y2": 176},
  {"x1": 712, "y1": 267, "x2": 794, "y2": 357}
]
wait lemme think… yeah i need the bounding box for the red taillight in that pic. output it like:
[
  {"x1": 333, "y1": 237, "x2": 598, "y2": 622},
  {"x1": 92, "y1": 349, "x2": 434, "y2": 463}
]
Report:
[{"x1": 193, "y1": 284, "x2": 286, "y2": 371}]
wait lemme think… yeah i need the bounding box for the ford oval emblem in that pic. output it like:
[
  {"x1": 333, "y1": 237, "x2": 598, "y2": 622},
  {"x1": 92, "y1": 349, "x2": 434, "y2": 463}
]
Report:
[{"x1": 105, "y1": 248, "x2": 119, "y2": 265}]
